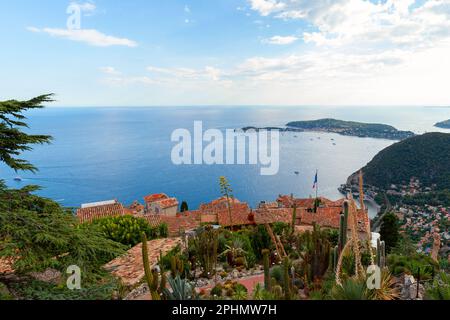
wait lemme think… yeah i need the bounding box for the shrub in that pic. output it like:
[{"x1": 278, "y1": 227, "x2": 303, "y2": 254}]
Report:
[
  {"x1": 250, "y1": 225, "x2": 272, "y2": 260},
  {"x1": 331, "y1": 277, "x2": 369, "y2": 300},
  {"x1": 232, "y1": 233, "x2": 256, "y2": 268},
  {"x1": 158, "y1": 223, "x2": 169, "y2": 238},
  {"x1": 270, "y1": 266, "x2": 283, "y2": 284},
  {"x1": 387, "y1": 253, "x2": 438, "y2": 280},
  {"x1": 210, "y1": 284, "x2": 223, "y2": 297},
  {"x1": 425, "y1": 272, "x2": 450, "y2": 300},
  {"x1": 93, "y1": 215, "x2": 162, "y2": 247},
  {"x1": 272, "y1": 222, "x2": 289, "y2": 236}
]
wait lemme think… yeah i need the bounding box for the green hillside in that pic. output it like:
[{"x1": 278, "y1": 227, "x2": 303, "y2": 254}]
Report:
[{"x1": 354, "y1": 132, "x2": 450, "y2": 190}]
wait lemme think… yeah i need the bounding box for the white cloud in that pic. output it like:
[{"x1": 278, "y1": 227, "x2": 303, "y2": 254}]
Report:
[
  {"x1": 263, "y1": 35, "x2": 298, "y2": 45},
  {"x1": 28, "y1": 27, "x2": 137, "y2": 47},
  {"x1": 249, "y1": 0, "x2": 286, "y2": 16},
  {"x1": 147, "y1": 65, "x2": 224, "y2": 82},
  {"x1": 99, "y1": 66, "x2": 121, "y2": 75}
]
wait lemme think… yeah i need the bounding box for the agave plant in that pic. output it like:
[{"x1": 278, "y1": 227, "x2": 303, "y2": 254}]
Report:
[
  {"x1": 219, "y1": 239, "x2": 247, "y2": 266},
  {"x1": 252, "y1": 283, "x2": 264, "y2": 300},
  {"x1": 425, "y1": 272, "x2": 450, "y2": 300},
  {"x1": 163, "y1": 275, "x2": 197, "y2": 300},
  {"x1": 232, "y1": 286, "x2": 248, "y2": 300},
  {"x1": 331, "y1": 276, "x2": 369, "y2": 300},
  {"x1": 368, "y1": 269, "x2": 400, "y2": 300}
]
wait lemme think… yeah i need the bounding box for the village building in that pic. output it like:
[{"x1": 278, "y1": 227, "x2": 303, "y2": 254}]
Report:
[
  {"x1": 76, "y1": 199, "x2": 127, "y2": 223},
  {"x1": 143, "y1": 193, "x2": 179, "y2": 216}
]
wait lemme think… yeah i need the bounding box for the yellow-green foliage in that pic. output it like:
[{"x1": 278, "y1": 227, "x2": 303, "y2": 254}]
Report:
[{"x1": 93, "y1": 215, "x2": 167, "y2": 247}]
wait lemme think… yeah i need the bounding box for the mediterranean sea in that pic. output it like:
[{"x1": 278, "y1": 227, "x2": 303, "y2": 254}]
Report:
[{"x1": 1, "y1": 106, "x2": 449, "y2": 218}]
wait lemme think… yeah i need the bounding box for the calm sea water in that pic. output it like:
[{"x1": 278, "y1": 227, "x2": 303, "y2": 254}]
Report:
[{"x1": 1, "y1": 106, "x2": 449, "y2": 218}]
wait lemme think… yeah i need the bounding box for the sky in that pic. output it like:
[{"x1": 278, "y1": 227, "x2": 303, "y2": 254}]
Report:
[{"x1": 1, "y1": 0, "x2": 450, "y2": 106}]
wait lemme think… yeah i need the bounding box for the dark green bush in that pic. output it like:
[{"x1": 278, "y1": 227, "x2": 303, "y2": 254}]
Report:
[
  {"x1": 210, "y1": 284, "x2": 223, "y2": 297},
  {"x1": 388, "y1": 253, "x2": 438, "y2": 280}
]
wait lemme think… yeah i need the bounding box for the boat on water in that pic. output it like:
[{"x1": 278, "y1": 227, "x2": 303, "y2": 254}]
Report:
[
  {"x1": 294, "y1": 171, "x2": 300, "y2": 175},
  {"x1": 14, "y1": 176, "x2": 23, "y2": 182}
]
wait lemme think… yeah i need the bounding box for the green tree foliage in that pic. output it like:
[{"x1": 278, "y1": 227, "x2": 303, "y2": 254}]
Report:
[
  {"x1": 359, "y1": 132, "x2": 450, "y2": 190},
  {"x1": 387, "y1": 253, "x2": 438, "y2": 280},
  {"x1": 0, "y1": 95, "x2": 125, "y2": 300},
  {"x1": 380, "y1": 213, "x2": 400, "y2": 253},
  {"x1": 0, "y1": 182, "x2": 125, "y2": 274},
  {"x1": 92, "y1": 215, "x2": 167, "y2": 247},
  {"x1": 180, "y1": 201, "x2": 189, "y2": 212},
  {"x1": 0, "y1": 94, "x2": 54, "y2": 172}
]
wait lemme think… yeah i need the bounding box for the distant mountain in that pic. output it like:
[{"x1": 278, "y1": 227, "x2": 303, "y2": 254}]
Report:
[
  {"x1": 286, "y1": 118, "x2": 415, "y2": 140},
  {"x1": 435, "y1": 119, "x2": 450, "y2": 129},
  {"x1": 347, "y1": 132, "x2": 450, "y2": 190}
]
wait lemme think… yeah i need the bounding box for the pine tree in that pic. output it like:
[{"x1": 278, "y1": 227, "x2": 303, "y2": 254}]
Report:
[
  {"x1": 0, "y1": 94, "x2": 54, "y2": 172},
  {"x1": 380, "y1": 213, "x2": 400, "y2": 253}
]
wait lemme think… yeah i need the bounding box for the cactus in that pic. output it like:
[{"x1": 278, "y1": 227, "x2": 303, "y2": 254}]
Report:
[
  {"x1": 262, "y1": 249, "x2": 271, "y2": 291},
  {"x1": 142, "y1": 233, "x2": 165, "y2": 300},
  {"x1": 191, "y1": 225, "x2": 218, "y2": 278},
  {"x1": 272, "y1": 285, "x2": 283, "y2": 300},
  {"x1": 338, "y1": 202, "x2": 349, "y2": 253},
  {"x1": 291, "y1": 205, "x2": 297, "y2": 235},
  {"x1": 283, "y1": 256, "x2": 291, "y2": 300},
  {"x1": 332, "y1": 245, "x2": 338, "y2": 272},
  {"x1": 142, "y1": 233, "x2": 167, "y2": 300},
  {"x1": 170, "y1": 255, "x2": 185, "y2": 277}
]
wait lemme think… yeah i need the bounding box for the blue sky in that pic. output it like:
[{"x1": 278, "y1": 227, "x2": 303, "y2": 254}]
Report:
[{"x1": 1, "y1": 0, "x2": 450, "y2": 106}]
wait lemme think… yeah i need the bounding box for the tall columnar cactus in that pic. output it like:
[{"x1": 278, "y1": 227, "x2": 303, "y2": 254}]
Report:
[
  {"x1": 332, "y1": 245, "x2": 338, "y2": 272},
  {"x1": 291, "y1": 205, "x2": 297, "y2": 235},
  {"x1": 192, "y1": 225, "x2": 218, "y2": 278},
  {"x1": 142, "y1": 233, "x2": 166, "y2": 300},
  {"x1": 262, "y1": 249, "x2": 271, "y2": 291},
  {"x1": 170, "y1": 255, "x2": 185, "y2": 277},
  {"x1": 283, "y1": 256, "x2": 291, "y2": 300},
  {"x1": 338, "y1": 202, "x2": 349, "y2": 253}
]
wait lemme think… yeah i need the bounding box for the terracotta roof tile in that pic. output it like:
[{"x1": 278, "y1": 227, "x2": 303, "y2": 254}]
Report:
[
  {"x1": 144, "y1": 193, "x2": 168, "y2": 204},
  {"x1": 217, "y1": 203, "x2": 253, "y2": 227},
  {"x1": 157, "y1": 198, "x2": 179, "y2": 209},
  {"x1": 140, "y1": 213, "x2": 201, "y2": 237},
  {"x1": 76, "y1": 202, "x2": 126, "y2": 223},
  {"x1": 254, "y1": 208, "x2": 292, "y2": 225}
]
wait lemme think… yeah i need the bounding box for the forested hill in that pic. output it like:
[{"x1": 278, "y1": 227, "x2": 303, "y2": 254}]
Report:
[
  {"x1": 348, "y1": 132, "x2": 450, "y2": 190},
  {"x1": 435, "y1": 119, "x2": 450, "y2": 129},
  {"x1": 286, "y1": 118, "x2": 415, "y2": 140}
]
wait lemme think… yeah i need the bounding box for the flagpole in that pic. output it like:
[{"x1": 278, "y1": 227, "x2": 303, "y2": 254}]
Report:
[{"x1": 316, "y1": 170, "x2": 318, "y2": 200}]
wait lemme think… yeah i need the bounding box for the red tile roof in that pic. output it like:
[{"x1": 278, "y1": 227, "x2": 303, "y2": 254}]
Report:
[
  {"x1": 157, "y1": 198, "x2": 179, "y2": 209},
  {"x1": 217, "y1": 203, "x2": 253, "y2": 227},
  {"x1": 199, "y1": 197, "x2": 241, "y2": 214},
  {"x1": 140, "y1": 213, "x2": 201, "y2": 237},
  {"x1": 76, "y1": 202, "x2": 126, "y2": 223},
  {"x1": 277, "y1": 195, "x2": 344, "y2": 209},
  {"x1": 254, "y1": 208, "x2": 292, "y2": 225},
  {"x1": 144, "y1": 193, "x2": 168, "y2": 204}
]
